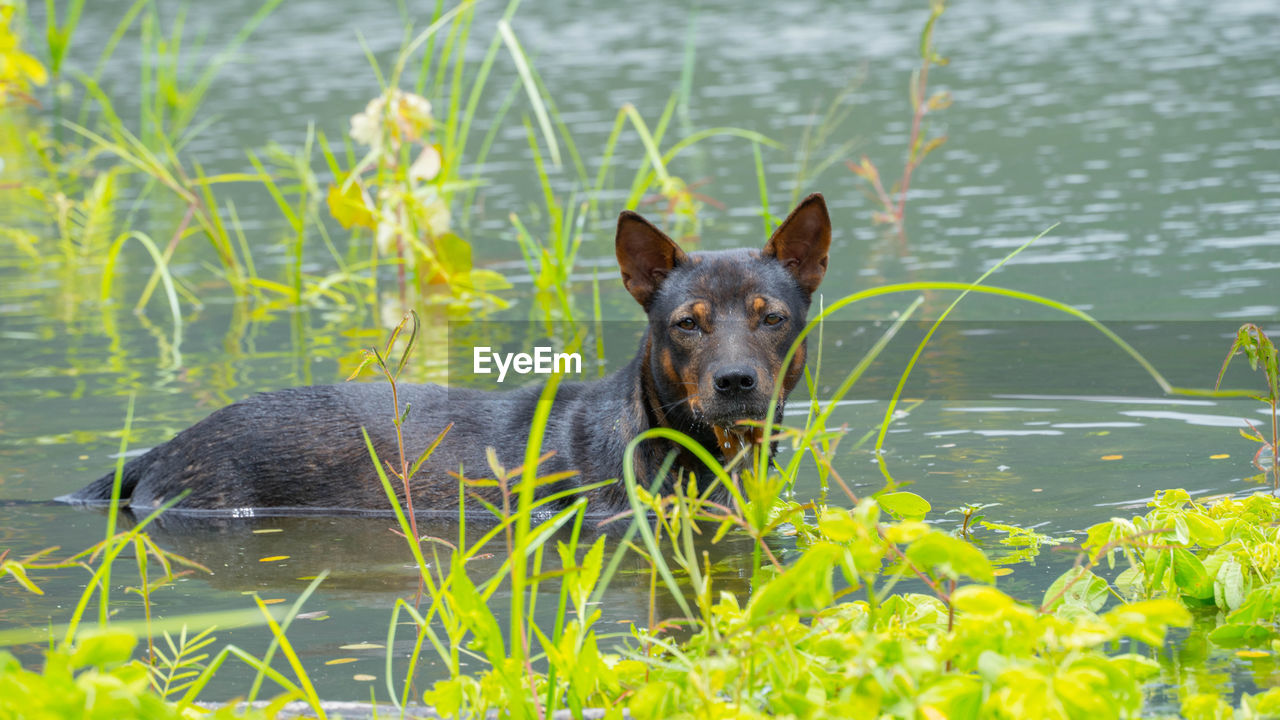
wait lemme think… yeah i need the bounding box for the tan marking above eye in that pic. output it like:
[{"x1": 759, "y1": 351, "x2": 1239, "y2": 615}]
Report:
[{"x1": 672, "y1": 300, "x2": 711, "y2": 331}]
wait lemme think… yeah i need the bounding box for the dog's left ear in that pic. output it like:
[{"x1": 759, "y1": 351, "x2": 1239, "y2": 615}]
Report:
[
  {"x1": 763, "y1": 193, "x2": 831, "y2": 295},
  {"x1": 616, "y1": 210, "x2": 688, "y2": 309}
]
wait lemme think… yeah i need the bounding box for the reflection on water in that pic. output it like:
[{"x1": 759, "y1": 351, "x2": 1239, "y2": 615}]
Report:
[{"x1": 1, "y1": 0, "x2": 1278, "y2": 702}]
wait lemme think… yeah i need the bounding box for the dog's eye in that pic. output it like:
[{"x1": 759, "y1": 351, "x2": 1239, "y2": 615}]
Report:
[
  {"x1": 676, "y1": 317, "x2": 697, "y2": 331},
  {"x1": 763, "y1": 313, "x2": 785, "y2": 326}
]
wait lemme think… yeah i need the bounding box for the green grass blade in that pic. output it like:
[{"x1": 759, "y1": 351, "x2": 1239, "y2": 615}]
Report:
[
  {"x1": 497, "y1": 18, "x2": 560, "y2": 168},
  {"x1": 101, "y1": 231, "x2": 184, "y2": 367}
]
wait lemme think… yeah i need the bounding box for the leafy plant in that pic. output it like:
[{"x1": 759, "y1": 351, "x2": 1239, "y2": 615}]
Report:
[
  {"x1": 847, "y1": 0, "x2": 950, "y2": 238},
  {"x1": 1216, "y1": 323, "x2": 1279, "y2": 488},
  {"x1": 148, "y1": 626, "x2": 218, "y2": 701},
  {"x1": 0, "y1": 2, "x2": 47, "y2": 106},
  {"x1": 327, "y1": 83, "x2": 510, "y2": 314},
  {"x1": 347, "y1": 309, "x2": 447, "y2": 575},
  {"x1": 617, "y1": 499, "x2": 1187, "y2": 720},
  {"x1": 0, "y1": 629, "x2": 268, "y2": 720},
  {"x1": 1083, "y1": 490, "x2": 1280, "y2": 643},
  {"x1": 946, "y1": 501, "x2": 1000, "y2": 538},
  {"x1": 0, "y1": 546, "x2": 70, "y2": 594}
]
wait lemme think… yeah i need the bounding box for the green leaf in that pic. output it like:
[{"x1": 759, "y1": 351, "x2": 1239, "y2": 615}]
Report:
[
  {"x1": 918, "y1": 5, "x2": 942, "y2": 60},
  {"x1": 1240, "y1": 426, "x2": 1266, "y2": 443},
  {"x1": 69, "y1": 629, "x2": 137, "y2": 670},
  {"x1": 975, "y1": 649, "x2": 1010, "y2": 683},
  {"x1": 434, "y1": 232, "x2": 473, "y2": 276},
  {"x1": 325, "y1": 181, "x2": 374, "y2": 230},
  {"x1": 1182, "y1": 693, "x2": 1234, "y2": 720},
  {"x1": 1081, "y1": 520, "x2": 1117, "y2": 557},
  {"x1": 746, "y1": 542, "x2": 839, "y2": 622},
  {"x1": 423, "y1": 676, "x2": 480, "y2": 717},
  {"x1": 449, "y1": 562, "x2": 505, "y2": 665},
  {"x1": 0, "y1": 650, "x2": 21, "y2": 675},
  {"x1": 904, "y1": 530, "x2": 993, "y2": 583},
  {"x1": 1114, "y1": 566, "x2": 1143, "y2": 597},
  {"x1": 1108, "y1": 653, "x2": 1162, "y2": 683},
  {"x1": 1182, "y1": 513, "x2": 1225, "y2": 547},
  {"x1": 1153, "y1": 488, "x2": 1192, "y2": 508},
  {"x1": 559, "y1": 536, "x2": 606, "y2": 614},
  {"x1": 0, "y1": 562, "x2": 44, "y2": 595},
  {"x1": 1173, "y1": 514, "x2": 1191, "y2": 545},
  {"x1": 818, "y1": 508, "x2": 858, "y2": 542},
  {"x1": 952, "y1": 584, "x2": 1016, "y2": 615},
  {"x1": 1043, "y1": 566, "x2": 1110, "y2": 613},
  {"x1": 1103, "y1": 599, "x2": 1191, "y2": 646},
  {"x1": 1215, "y1": 557, "x2": 1247, "y2": 611},
  {"x1": 1246, "y1": 686, "x2": 1280, "y2": 716},
  {"x1": 1171, "y1": 549, "x2": 1215, "y2": 601},
  {"x1": 877, "y1": 491, "x2": 932, "y2": 521},
  {"x1": 460, "y1": 269, "x2": 513, "y2": 292},
  {"x1": 1208, "y1": 621, "x2": 1276, "y2": 647},
  {"x1": 1147, "y1": 547, "x2": 1170, "y2": 593}
]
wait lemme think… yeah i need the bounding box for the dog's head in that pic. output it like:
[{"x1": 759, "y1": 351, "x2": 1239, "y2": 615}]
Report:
[{"x1": 616, "y1": 193, "x2": 831, "y2": 458}]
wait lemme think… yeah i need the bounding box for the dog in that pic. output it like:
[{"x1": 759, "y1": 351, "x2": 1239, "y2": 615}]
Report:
[{"x1": 61, "y1": 194, "x2": 831, "y2": 515}]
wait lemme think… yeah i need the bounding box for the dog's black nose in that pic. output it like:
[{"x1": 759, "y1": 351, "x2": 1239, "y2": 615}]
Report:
[{"x1": 713, "y1": 366, "x2": 757, "y2": 394}]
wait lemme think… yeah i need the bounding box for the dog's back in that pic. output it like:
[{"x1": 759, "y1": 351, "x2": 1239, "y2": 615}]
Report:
[{"x1": 64, "y1": 376, "x2": 643, "y2": 513}]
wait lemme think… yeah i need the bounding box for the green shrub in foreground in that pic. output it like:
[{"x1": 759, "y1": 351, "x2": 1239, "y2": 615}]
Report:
[
  {"x1": 0, "y1": 629, "x2": 264, "y2": 720},
  {"x1": 11, "y1": 489, "x2": 1280, "y2": 718},
  {"x1": 418, "y1": 489, "x2": 1280, "y2": 720}
]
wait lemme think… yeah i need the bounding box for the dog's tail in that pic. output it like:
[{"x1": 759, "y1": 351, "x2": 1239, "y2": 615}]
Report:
[{"x1": 56, "y1": 456, "x2": 145, "y2": 505}]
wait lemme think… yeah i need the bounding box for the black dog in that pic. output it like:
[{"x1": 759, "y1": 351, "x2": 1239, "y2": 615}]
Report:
[{"x1": 62, "y1": 194, "x2": 831, "y2": 515}]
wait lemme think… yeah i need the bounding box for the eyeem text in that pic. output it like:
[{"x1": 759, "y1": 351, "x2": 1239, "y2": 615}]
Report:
[{"x1": 473, "y1": 346, "x2": 583, "y2": 382}]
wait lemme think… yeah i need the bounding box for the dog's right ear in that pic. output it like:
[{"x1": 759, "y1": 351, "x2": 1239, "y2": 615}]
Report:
[
  {"x1": 616, "y1": 210, "x2": 687, "y2": 309},
  {"x1": 763, "y1": 193, "x2": 831, "y2": 296}
]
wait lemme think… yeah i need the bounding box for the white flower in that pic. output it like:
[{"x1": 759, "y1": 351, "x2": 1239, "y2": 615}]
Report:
[
  {"x1": 409, "y1": 145, "x2": 442, "y2": 182},
  {"x1": 350, "y1": 95, "x2": 387, "y2": 148},
  {"x1": 349, "y1": 89, "x2": 434, "y2": 149},
  {"x1": 389, "y1": 90, "x2": 433, "y2": 145},
  {"x1": 397, "y1": 92, "x2": 433, "y2": 128}
]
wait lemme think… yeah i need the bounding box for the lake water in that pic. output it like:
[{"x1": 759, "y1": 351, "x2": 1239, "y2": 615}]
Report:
[{"x1": 1, "y1": 0, "x2": 1278, "y2": 705}]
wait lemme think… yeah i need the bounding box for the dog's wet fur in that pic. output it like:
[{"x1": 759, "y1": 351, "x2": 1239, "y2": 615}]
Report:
[{"x1": 62, "y1": 194, "x2": 831, "y2": 516}]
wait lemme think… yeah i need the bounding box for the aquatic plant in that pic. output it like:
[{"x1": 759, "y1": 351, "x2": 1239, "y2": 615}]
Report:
[
  {"x1": 328, "y1": 82, "x2": 511, "y2": 315},
  {"x1": 847, "y1": 0, "x2": 950, "y2": 238},
  {"x1": 1216, "y1": 323, "x2": 1279, "y2": 488}
]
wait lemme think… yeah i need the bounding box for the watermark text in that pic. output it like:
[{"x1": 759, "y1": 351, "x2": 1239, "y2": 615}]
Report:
[{"x1": 473, "y1": 346, "x2": 582, "y2": 382}]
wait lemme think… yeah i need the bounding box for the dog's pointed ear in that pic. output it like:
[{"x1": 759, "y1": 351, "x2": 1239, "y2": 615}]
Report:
[
  {"x1": 616, "y1": 210, "x2": 687, "y2": 309},
  {"x1": 763, "y1": 193, "x2": 831, "y2": 295}
]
